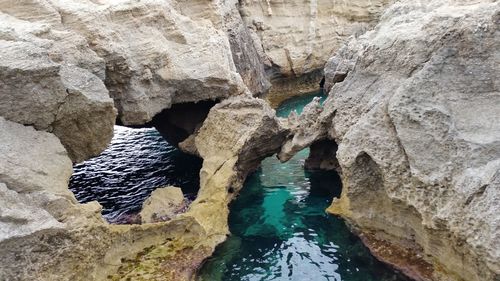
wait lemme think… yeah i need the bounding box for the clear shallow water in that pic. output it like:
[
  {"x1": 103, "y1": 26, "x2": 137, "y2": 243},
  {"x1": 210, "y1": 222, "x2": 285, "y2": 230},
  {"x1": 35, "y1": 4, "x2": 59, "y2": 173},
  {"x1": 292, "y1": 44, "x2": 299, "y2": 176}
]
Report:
[
  {"x1": 197, "y1": 92, "x2": 409, "y2": 281},
  {"x1": 69, "y1": 126, "x2": 202, "y2": 223}
]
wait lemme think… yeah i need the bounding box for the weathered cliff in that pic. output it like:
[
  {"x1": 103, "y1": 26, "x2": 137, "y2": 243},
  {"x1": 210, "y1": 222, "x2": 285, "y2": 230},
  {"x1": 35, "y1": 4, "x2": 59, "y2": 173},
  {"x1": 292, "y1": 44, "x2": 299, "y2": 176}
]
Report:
[
  {"x1": 280, "y1": 1, "x2": 500, "y2": 280},
  {"x1": 3, "y1": 0, "x2": 498, "y2": 280},
  {"x1": 0, "y1": 1, "x2": 283, "y2": 279},
  {"x1": 240, "y1": 0, "x2": 391, "y2": 106},
  {"x1": 0, "y1": 96, "x2": 287, "y2": 280}
]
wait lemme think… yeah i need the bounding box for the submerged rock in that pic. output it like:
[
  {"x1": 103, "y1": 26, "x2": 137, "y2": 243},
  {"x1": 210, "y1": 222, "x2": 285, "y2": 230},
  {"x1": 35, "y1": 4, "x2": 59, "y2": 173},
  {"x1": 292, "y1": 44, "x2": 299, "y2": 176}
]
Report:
[
  {"x1": 140, "y1": 186, "x2": 186, "y2": 224},
  {"x1": 283, "y1": 1, "x2": 500, "y2": 280}
]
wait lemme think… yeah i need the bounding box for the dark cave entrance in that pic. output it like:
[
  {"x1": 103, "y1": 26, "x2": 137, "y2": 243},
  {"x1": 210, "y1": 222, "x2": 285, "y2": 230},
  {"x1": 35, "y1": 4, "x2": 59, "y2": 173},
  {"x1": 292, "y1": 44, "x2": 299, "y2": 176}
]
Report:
[{"x1": 149, "y1": 100, "x2": 217, "y2": 148}]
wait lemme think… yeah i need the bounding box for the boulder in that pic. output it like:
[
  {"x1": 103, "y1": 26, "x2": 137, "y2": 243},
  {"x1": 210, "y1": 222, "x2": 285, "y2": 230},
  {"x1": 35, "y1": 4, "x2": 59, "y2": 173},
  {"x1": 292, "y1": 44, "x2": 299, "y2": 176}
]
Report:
[{"x1": 140, "y1": 187, "x2": 186, "y2": 223}]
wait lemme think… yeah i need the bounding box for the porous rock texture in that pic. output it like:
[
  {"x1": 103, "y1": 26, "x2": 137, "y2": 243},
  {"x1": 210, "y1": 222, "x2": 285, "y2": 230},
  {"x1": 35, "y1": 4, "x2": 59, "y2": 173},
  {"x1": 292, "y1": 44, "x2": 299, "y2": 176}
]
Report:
[
  {"x1": 0, "y1": 0, "x2": 292, "y2": 279},
  {"x1": 0, "y1": 0, "x2": 258, "y2": 162},
  {"x1": 0, "y1": 96, "x2": 287, "y2": 281},
  {"x1": 240, "y1": 0, "x2": 391, "y2": 106},
  {"x1": 280, "y1": 1, "x2": 500, "y2": 280},
  {"x1": 0, "y1": 39, "x2": 116, "y2": 163},
  {"x1": 140, "y1": 186, "x2": 186, "y2": 223}
]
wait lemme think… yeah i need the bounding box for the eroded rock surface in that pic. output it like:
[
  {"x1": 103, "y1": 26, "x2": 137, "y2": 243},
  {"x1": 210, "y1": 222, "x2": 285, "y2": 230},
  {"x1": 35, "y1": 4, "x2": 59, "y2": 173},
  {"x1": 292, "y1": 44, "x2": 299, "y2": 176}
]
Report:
[
  {"x1": 3, "y1": 0, "x2": 499, "y2": 280},
  {"x1": 140, "y1": 186, "x2": 186, "y2": 223},
  {"x1": 110, "y1": 95, "x2": 288, "y2": 280},
  {"x1": 0, "y1": 39, "x2": 116, "y2": 163},
  {"x1": 281, "y1": 1, "x2": 500, "y2": 280},
  {"x1": 240, "y1": 0, "x2": 391, "y2": 106},
  {"x1": 0, "y1": 1, "x2": 291, "y2": 279},
  {"x1": 0, "y1": 95, "x2": 287, "y2": 280}
]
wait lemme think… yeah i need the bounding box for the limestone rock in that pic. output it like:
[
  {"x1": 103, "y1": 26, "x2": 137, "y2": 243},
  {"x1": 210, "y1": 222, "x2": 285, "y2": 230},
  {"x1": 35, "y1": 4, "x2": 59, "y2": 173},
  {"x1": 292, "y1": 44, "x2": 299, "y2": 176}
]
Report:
[
  {"x1": 223, "y1": 1, "x2": 271, "y2": 96},
  {"x1": 288, "y1": 1, "x2": 500, "y2": 280},
  {"x1": 140, "y1": 187, "x2": 186, "y2": 223},
  {"x1": 51, "y1": 0, "x2": 246, "y2": 125},
  {"x1": 0, "y1": 95, "x2": 289, "y2": 281},
  {"x1": 110, "y1": 96, "x2": 289, "y2": 280},
  {"x1": 0, "y1": 182, "x2": 64, "y2": 242},
  {"x1": 178, "y1": 95, "x2": 288, "y2": 244},
  {"x1": 0, "y1": 39, "x2": 116, "y2": 163},
  {"x1": 0, "y1": 1, "x2": 295, "y2": 279},
  {"x1": 240, "y1": 0, "x2": 391, "y2": 103},
  {"x1": 195, "y1": 95, "x2": 289, "y2": 179},
  {"x1": 0, "y1": 116, "x2": 74, "y2": 198},
  {"x1": 0, "y1": 116, "x2": 104, "y2": 224},
  {"x1": 0, "y1": 0, "x2": 250, "y2": 130},
  {"x1": 278, "y1": 96, "x2": 332, "y2": 162}
]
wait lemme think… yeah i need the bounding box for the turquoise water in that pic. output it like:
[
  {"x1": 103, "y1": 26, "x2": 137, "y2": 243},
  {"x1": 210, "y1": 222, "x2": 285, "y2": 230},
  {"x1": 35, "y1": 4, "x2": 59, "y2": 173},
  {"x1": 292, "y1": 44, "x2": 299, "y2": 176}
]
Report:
[{"x1": 198, "y1": 92, "x2": 409, "y2": 281}]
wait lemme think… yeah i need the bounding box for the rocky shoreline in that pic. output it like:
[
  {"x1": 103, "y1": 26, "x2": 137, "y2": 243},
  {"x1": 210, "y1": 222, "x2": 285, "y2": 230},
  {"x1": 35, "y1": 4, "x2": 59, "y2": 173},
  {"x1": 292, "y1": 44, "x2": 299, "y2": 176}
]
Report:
[
  {"x1": 282, "y1": 1, "x2": 500, "y2": 280},
  {"x1": 1, "y1": 0, "x2": 498, "y2": 280}
]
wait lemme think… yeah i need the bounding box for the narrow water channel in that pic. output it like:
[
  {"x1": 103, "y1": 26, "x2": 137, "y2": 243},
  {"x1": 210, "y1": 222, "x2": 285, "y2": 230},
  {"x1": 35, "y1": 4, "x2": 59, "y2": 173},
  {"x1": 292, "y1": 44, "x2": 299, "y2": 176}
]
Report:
[
  {"x1": 69, "y1": 92, "x2": 408, "y2": 280},
  {"x1": 197, "y1": 92, "x2": 409, "y2": 281}
]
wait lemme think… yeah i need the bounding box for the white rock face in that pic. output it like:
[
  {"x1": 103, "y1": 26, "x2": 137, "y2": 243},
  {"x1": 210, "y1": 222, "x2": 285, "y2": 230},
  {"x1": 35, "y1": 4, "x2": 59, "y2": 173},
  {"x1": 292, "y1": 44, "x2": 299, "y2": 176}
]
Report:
[
  {"x1": 0, "y1": 0, "x2": 253, "y2": 162},
  {"x1": 4, "y1": 0, "x2": 499, "y2": 280},
  {"x1": 140, "y1": 186, "x2": 185, "y2": 223},
  {"x1": 0, "y1": 116, "x2": 107, "y2": 245},
  {"x1": 184, "y1": 95, "x2": 288, "y2": 242},
  {"x1": 281, "y1": 1, "x2": 500, "y2": 280},
  {"x1": 241, "y1": 0, "x2": 389, "y2": 76},
  {"x1": 0, "y1": 117, "x2": 73, "y2": 198}
]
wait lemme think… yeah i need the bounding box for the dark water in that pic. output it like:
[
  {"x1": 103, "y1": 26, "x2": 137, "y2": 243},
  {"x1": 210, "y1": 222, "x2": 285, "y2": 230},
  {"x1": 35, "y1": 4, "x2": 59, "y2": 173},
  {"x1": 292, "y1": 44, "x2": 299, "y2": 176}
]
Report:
[
  {"x1": 197, "y1": 92, "x2": 409, "y2": 281},
  {"x1": 69, "y1": 126, "x2": 202, "y2": 222}
]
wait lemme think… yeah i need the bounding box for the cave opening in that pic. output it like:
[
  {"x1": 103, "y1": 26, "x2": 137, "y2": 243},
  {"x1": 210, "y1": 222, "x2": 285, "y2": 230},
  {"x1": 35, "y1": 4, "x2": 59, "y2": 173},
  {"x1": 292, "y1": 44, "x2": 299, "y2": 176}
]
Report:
[
  {"x1": 149, "y1": 100, "x2": 217, "y2": 147},
  {"x1": 69, "y1": 100, "x2": 218, "y2": 224}
]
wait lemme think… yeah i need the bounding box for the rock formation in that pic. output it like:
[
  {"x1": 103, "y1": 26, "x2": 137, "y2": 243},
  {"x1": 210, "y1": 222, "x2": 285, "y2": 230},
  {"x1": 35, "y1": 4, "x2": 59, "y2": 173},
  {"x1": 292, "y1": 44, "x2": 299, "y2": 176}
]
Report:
[
  {"x1": 140, "y1": 186, "x2": 186, "y2": 223},
  {"x1": 240, "y1": 0, "x2": 391, "y2": 106},
  {"x1": 0, "y1": 0, "x2": 286, "y2": 279},
  {"x1": 0, "y1": 39, "x2": 116, "y2": 163},
  {"x1": 0, "y1": 94, "x2": 287, "y2": 280},
  {"x1": 107, "y1": 95, "x2": 288, "y2": 280},
  {"x1": 280, "y1": 1, "x2": 500, "y2": 280},
  {"x1": 2, "y1": 0, "x2": 498, "y2": 280}
]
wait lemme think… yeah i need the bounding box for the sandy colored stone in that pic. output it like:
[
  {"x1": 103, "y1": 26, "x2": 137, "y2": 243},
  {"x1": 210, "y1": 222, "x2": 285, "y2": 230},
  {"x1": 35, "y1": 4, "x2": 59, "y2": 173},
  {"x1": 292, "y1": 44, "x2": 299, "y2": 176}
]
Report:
[
  {"x1": 3, "y1": 1, "x2": 499, "y2": 281},
  {"x1": 283, "y1": 1, "x2": 500, "y2": 280},
  {"x1": 240, "y1": 0, "x2": 391, "y2": 100},
  {"x1": 140, "y1": 187, "x2": 185, "y2": 223},
  {"x1": 0, "y1": 40, "x2": 116, "y2": 163},
  {"x1": 0, "y1": 94, "x2": 288, "y2": 281}
]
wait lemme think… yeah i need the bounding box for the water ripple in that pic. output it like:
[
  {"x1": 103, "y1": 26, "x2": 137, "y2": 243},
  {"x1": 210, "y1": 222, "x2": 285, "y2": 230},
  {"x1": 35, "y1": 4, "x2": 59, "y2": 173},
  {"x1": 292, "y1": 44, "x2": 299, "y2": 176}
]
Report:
[{"x1": 69, "y1": 126, "x2": 202, "y2": 223}]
